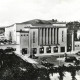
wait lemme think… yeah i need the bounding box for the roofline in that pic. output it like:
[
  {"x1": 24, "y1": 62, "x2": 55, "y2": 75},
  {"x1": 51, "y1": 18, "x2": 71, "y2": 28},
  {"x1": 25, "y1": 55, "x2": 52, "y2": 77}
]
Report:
[
  {"x1": 0, "y1": 27, "x2": 5, "y2": 28},
  {"x1": 4, "y1": 21, "x2": 67, "y2": 28},
  {"x1": 30, "y1": 27, "x2": 67, "y2": 29},
  {"x1": 16, "y1": 31, "x2": 29, "y2": 33},
  {"x1": 5, "y1": 23, "x2": 16, "y2": 28},
  {"x1": 51, "y1": 22, "x2": 67, "y2": 24}
]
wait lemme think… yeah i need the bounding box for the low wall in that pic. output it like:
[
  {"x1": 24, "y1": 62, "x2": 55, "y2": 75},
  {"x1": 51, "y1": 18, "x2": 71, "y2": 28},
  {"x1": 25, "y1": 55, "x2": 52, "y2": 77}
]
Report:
[{"x1": 0, "y1": 44, "x2": 21, "y2": 55}]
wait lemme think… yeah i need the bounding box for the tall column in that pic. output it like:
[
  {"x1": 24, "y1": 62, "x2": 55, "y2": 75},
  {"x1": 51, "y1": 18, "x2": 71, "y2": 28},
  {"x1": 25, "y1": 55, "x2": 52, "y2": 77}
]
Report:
[
  {"x1": 29, "y1": 28, "x2": 31, "y2": 56},
  {"x1": 43, "y1": 28, "x2": 45, "y2": 45},
  {"x1": 40, "y1": 28, "x2": 42, "y2": 45},
  {"x1": 72, "y1": 31, "x2": 74, "y2": 51},
  {"x1": 46, "y1": 28, "x2": 48, "y2": 45},
  {"x1": 45, "y1": 28, "x2": 46, "y2": 45},
  {"x1": 55, "y1": 28, "x2": 57, "y2": 44},
  {"x1": 38, "y1": 28, "x2": 40, "y2": 45},
  {"x1": 54, "y1": 28, "x2": 56, "y2": 44},
  {"x1": 52, "y1": 28, "x2": 54, "y2": 44},
  {"x1": 49, "y1": 28, "x2": 51, "y2": 45},
  {"x1": 57, "y1": 28, "x2": 59, "y2": 44}
]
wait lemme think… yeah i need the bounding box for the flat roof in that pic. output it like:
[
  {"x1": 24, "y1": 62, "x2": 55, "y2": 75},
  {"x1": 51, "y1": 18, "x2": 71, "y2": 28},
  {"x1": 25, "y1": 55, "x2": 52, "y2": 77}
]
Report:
[{"x1": 16, "y1": 31, "x2": 29, "y2": 33}]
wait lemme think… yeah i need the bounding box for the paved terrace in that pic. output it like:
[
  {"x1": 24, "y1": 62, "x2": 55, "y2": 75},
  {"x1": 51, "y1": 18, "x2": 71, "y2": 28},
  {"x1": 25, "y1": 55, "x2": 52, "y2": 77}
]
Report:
[{"x1": 14, "y1": 50, "x2": 80, "y2": 67}]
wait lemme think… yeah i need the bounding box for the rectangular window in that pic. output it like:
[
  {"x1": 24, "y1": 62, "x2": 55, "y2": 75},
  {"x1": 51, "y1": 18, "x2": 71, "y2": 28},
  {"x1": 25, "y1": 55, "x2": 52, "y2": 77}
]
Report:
[
  {"x1": 22, "y1": 48, "x2": 27, "y2": 54},
  {"x1": 62, "y1": 31, "x2": 64, "y2": 42},
  {"x1": 33, "y1": 31, "x2": 35, "y2": 43},
  {"x1": 46, "y1": 47, "x2": 51, "y2": 53},
  {"x1": 32, "y1": 48, "x2": 37, "y2": 54},
  {"x1": 54, "y1": 47, "x2": 58, "y2": 53},
  {"x1": 61, "y1": 47, "x2": 65, "y2": 52},
  {"x1": 40, "y1": 47, "x2": 44, "y2": 54}
]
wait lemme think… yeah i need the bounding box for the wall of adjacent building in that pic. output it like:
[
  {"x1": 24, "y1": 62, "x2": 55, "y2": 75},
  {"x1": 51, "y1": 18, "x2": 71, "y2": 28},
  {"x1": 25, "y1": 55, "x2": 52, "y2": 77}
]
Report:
[{"x1": 5, "y1": 24, "x2": 16, "y2": 43}]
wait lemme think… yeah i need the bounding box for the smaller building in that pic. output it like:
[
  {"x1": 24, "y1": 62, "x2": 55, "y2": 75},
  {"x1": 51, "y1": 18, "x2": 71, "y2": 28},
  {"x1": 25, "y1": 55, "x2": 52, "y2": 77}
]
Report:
[{"x1": 74, "y1": 29, "x2": 80, "y2": 51}]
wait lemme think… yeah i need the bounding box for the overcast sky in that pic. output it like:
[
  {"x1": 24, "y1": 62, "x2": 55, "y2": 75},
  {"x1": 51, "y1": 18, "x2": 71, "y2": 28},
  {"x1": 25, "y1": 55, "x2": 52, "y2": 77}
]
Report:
[{"x1": 0, "y1": 0, "x2": 80, "y2": 26}]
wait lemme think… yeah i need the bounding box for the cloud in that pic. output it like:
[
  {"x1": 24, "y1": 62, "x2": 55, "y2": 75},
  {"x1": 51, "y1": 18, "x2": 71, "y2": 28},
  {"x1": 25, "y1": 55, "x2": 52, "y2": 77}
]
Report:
[{"x1": 0, "y1": 0, "x2": 80, "y2": 26}]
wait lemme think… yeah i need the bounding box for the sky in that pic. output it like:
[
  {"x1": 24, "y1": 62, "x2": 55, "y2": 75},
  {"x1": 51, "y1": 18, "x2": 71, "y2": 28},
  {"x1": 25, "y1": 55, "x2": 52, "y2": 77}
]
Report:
[{"x1": 0, "y1": 0, "x2": 80, "y2": 26}]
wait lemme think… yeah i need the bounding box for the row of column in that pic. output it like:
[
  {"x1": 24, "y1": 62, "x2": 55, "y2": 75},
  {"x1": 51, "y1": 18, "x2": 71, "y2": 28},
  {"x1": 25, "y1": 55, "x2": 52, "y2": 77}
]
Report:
[{"x1": 39, "y1": 28, "x2": 59, "y2": 45}]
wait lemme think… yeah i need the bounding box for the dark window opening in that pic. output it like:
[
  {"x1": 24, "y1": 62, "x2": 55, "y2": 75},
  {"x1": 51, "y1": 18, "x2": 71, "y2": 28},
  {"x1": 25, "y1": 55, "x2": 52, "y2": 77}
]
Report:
[
  {"x1": 54, "y1": 47, "x2": 58, "y2": 53},
  {"x1": 33, "y1": 31, "x2": 35, "y2": 43},
  {"x1": 61, "y1": 47, "x2": 65, "y2": 52},
  {"x1": 46, "y1": 46, "x2": 51, "y2": 53},
  {"x1": 40, "y1": 47, "x2": 44, "y2": 54},
  {"x1": 22, "y1": 48, "x2": 27, "y2": 54},
  {"x1": 67, "y1": 45, "x2": 71, "y2": 52},
  {"x1": 32, "y1": 48, "x2": 37, "y2": 54}
]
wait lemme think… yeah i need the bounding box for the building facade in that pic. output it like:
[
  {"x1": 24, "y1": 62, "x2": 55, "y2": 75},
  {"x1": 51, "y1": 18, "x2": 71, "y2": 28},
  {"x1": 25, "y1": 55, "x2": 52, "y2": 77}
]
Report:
[
  {"x1": 5, "y1": 22, "x2": 67, "y2": 56},
  {"x1": 29, "y1": 23, "x2": 67, "y2": 56}
]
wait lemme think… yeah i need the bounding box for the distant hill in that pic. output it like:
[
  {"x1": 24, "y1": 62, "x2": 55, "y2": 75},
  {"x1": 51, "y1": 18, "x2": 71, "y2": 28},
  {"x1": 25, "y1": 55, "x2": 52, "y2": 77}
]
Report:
[{"x1": 21, "y1": 19, "x2": 58, "y2": 25}]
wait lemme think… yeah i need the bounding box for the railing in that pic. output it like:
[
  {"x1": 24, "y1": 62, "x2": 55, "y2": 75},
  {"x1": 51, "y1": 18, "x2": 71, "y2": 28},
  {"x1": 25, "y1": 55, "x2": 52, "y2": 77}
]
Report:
[{"x1": 0, "y1": 39, "x2": 16, "y2": 45}]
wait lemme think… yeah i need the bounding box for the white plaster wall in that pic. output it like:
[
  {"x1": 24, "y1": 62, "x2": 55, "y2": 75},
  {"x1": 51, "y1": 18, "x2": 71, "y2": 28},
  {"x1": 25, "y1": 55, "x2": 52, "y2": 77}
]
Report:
[
  {"x1": 16, "y1": 24, "x2": 32, "y2": 31},
  {"x1": 16, "y1": 32, "x2": 20, "y2": 44},
  {"x1": 58, "y1": 28, "x2": 67, "y2": 52},
  {"x1": 20, "y1": 32, "x2": 30, "y2": 54},
  {"x1": 58, "y1": 28, "x2": 67, "y2": 46}
]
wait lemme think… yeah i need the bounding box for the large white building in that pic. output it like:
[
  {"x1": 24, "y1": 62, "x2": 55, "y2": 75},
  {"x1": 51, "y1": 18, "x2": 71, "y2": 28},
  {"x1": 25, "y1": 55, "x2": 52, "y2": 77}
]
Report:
[{"x1": 4, "y1": 21, "x2": 67, "y2": 56}]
